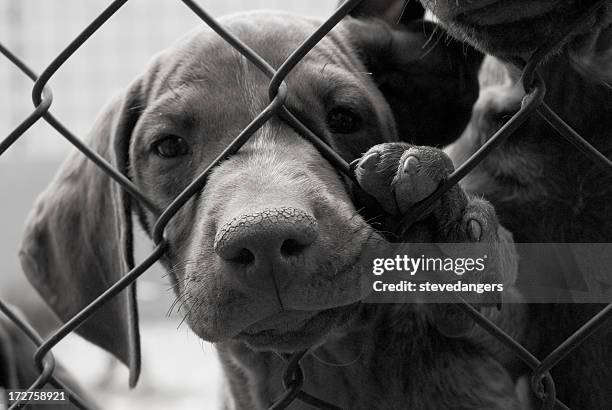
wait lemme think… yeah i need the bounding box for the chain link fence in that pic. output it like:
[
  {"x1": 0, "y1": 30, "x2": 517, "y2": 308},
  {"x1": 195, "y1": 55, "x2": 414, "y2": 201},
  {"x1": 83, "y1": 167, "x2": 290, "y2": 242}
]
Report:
[{"x1": 1, "y1": 0, "x2": 611, "y2": 409}]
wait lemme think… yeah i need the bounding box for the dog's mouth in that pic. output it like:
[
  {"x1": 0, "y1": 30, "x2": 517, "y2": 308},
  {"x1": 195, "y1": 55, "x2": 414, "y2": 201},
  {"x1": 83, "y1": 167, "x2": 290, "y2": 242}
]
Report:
[
  {"x1": 235, "y1": 305, "x2": 357, "y2": 352},
  {"x1": 180, "y1": 226, "x2": 382, "y2": 348},
  {"x1": 443, "y1": 0, "x2": 581, "y2": 56},
  {"x1": 454, "y1": 1, "x2": 558, "y2": 27}
]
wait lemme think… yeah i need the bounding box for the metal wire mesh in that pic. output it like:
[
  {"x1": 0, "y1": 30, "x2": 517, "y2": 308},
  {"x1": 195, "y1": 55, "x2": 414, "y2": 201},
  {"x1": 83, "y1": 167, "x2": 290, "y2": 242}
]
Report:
[{"x1": 1, "y1": 0, "x2": 611, "y2": 409}]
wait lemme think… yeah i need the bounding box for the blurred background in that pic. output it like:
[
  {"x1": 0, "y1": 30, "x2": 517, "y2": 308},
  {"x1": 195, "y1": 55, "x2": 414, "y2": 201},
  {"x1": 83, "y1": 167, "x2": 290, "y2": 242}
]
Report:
[{"x1": 0, "y1": 1, "x2": 334, "y2": 408}]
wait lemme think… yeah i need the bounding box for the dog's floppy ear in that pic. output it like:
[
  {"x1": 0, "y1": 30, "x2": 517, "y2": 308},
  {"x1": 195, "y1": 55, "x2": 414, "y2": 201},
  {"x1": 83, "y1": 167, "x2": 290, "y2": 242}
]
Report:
[
  {"x1": 345, "y1": 18, "x2": 483, "y2": 146},
  {"x1": 18, "y1": 78, "x2": 145, "y2": 387}
]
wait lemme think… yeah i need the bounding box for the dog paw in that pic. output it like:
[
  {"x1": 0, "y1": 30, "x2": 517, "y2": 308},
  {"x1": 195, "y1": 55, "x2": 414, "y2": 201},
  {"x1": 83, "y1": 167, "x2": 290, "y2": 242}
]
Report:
[
  {"x1": 354, "y1": 143, "x2": 518, "y2": 338},
  {"x1": 353, "y1": 143, "x2": 454, "y2": 215}
]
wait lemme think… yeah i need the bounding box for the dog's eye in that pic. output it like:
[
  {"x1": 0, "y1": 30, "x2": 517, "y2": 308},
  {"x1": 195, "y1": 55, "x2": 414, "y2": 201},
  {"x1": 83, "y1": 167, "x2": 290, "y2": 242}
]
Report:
[
  {"x1": 153, "y1": 135, "x2": 190, "y2": 158},
  {"x1": 326, "y1": 107, "x2": 362, "y2": 134}
]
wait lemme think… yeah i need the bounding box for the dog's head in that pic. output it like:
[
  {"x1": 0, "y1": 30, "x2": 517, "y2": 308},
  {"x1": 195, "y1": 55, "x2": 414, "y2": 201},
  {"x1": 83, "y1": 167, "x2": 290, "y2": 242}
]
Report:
[{"x1": 18, "y1": 11, "x2": 481, "y2": 383}]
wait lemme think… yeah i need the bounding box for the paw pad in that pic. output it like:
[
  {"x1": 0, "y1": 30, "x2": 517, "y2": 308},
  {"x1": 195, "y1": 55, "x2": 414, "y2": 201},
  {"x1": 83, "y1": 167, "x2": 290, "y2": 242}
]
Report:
[
  {"x1": 359, "y1": 152, "x2": 380, "y2": 170},
  {"x1": 402, "y1": 155, "x2": 419, "y2": 175}
]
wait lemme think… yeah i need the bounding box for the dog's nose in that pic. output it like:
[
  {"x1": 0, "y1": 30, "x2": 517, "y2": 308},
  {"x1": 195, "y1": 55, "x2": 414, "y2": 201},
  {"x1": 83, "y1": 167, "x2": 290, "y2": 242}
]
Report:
[{"x1": 214, "y1": 207, "x2": 318, "y2": 269}]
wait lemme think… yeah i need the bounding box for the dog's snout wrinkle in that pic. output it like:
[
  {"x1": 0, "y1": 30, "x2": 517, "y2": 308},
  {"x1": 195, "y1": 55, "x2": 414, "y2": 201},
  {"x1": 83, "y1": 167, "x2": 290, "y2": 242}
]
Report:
[{"x1": 214, "y1": 207, "x2": 318, "y2": 265}]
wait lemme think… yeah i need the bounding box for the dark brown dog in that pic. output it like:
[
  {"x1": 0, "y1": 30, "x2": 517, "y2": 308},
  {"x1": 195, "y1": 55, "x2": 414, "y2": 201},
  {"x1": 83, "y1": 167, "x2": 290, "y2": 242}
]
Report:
[
  {"x1": 428, "y1": 1, "x2": 612, "y2": 408},
  {"x1": 354, "y1": 0, "x2": 612, "y2": 408}
]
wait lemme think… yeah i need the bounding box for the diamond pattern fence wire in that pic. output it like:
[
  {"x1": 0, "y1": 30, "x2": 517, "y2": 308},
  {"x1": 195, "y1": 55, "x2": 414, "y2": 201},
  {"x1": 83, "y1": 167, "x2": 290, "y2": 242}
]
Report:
[{"x1": 1, "y1": 0, "x2": 611, "y2": 409}]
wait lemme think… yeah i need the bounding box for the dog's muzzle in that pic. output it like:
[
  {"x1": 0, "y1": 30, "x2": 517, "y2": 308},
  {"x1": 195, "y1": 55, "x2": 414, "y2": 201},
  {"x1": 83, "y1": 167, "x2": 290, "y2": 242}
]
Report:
[{"x1": 214, "y1": 207, "x2": 318, "y2": 289}]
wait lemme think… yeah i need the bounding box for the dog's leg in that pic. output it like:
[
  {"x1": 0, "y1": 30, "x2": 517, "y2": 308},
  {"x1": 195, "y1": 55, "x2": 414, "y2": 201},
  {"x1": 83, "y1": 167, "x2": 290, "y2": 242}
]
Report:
[
  {"x1": 355, "y1": 143, "x2": 529, "y2": 408},
  {"x1": 354, "y1": 143, "x2": 525, "y2": 341}
]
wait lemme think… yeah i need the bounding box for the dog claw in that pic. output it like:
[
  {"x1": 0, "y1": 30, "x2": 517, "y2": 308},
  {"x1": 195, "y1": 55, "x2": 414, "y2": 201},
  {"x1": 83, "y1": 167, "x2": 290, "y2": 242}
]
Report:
[
  {"x1": 468, "y1": 219, "x2": 482, "y2": 242},
  {"x1": 360, "y1": 152, "x2": 380, "y2": 170},
  {"x1": 403, "y1": 155, "x2": 419, "y2": 175}
]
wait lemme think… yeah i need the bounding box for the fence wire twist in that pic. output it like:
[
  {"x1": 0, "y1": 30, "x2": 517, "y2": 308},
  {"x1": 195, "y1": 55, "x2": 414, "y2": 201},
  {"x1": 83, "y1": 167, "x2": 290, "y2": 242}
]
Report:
[{"x1": 1, "y1": 0, "x2": 611, "y2": 409}]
